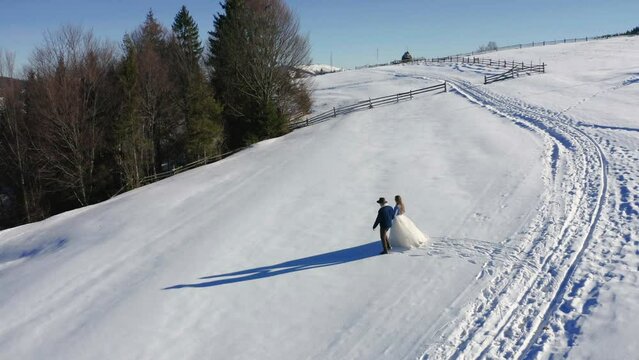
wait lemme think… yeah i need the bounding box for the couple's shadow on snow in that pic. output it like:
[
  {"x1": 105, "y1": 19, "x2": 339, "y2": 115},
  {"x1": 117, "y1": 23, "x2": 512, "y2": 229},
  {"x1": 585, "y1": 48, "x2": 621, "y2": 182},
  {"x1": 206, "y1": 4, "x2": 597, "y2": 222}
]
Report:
[{"x1": 163, "y1": 241, "x2": 380, "y2": 290}]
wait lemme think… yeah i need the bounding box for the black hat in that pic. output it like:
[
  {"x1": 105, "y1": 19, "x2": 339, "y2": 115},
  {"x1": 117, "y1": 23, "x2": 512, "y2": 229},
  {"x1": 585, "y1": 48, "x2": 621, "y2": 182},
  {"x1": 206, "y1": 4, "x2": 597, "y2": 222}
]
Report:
[{"x1": 376, "y1": 197, "x2": 386, "y2": 204}]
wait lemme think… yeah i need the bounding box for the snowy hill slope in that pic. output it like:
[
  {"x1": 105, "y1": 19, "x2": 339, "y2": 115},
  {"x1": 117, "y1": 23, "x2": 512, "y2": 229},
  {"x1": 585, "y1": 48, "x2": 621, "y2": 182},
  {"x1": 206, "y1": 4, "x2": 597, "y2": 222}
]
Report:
[
  {"x1": 380, "y1": 35, "x2": 639, "y2": 358},
  {"x1": 0, "y1": 69, "x2": 544, "y2": 359},
  {"x1": 1, "y1": 36, "x2": 638, "y2": 359},
  {"x1": 300, "y1": 64, "x2": 342, "y2": 75}
]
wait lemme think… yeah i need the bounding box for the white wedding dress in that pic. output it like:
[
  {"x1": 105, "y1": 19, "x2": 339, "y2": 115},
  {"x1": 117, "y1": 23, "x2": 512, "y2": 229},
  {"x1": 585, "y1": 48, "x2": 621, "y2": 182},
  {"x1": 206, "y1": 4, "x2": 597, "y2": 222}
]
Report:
[{"x1": 390, "y1": 211, "x2": 428, "y2": 249}]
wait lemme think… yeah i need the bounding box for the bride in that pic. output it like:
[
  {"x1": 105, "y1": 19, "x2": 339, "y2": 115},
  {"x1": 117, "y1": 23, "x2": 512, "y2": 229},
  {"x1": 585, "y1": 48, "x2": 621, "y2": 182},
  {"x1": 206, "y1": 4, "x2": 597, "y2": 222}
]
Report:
[{"x1": 390, "y1": 195, "x2": 428, "y2": 249}]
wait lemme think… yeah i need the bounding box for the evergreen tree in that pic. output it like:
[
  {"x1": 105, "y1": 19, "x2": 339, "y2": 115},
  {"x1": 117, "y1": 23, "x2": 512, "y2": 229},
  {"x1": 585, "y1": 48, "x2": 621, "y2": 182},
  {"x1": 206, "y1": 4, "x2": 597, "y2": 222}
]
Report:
[
  {"x1": 140, "y1": 10, "x2": 166, "y2": 52},
  {"x1": 626, "y1": 26, "x2": 639, "y2": 35},
  {"x1": 207, "y1": 0, "x2": 242, "y2": 146},
  {"x1": 172, "y1": 5, "x2": 203, "y2": 67},
  {"x1": 207, "y1": 0, "x2": 242, "y2": 94},
  {"x1": 171, "y1": 5, "x2": 223, "y2": 161},
  {"x1": 207, "y1": 0, "x2": 311, "y2": 148},
  {"x1": 183, "y1": 81, "x2": 223, "y2": 159}
]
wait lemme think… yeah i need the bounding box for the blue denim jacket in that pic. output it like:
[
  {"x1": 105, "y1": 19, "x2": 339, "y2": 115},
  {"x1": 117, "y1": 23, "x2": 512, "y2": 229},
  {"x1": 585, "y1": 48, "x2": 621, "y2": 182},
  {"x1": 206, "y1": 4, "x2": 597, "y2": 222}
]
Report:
[{"x1": 373, "y1": 205, "x2": 395, "y2": 229}]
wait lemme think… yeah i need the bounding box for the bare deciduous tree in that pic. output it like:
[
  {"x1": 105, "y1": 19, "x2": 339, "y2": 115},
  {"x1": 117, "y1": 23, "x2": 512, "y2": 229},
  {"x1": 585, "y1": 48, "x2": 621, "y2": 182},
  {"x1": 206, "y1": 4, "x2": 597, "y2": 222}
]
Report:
[
  {"x1": 477, "y1": 41, "x2": 498, "y2": 53},
  {"x1": 114, "y1": 38, "x2": 150, "y2": 190},
  {"x1": 0, "y1": 50, "x2": 46, "y2": 224},
  {"x1": 128, "y1": 11, "x2": 179, "y2": 173},
  {"x1": 27, "y1": 25, "x2": 116, "y2": 206}
]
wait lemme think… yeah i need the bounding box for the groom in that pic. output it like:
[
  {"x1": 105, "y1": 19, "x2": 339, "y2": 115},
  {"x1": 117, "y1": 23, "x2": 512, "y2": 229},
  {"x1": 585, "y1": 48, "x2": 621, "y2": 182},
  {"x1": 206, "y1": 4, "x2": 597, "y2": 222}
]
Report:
[{"x1": 373, "y1": 197, "x2": 394, "y2": 254}]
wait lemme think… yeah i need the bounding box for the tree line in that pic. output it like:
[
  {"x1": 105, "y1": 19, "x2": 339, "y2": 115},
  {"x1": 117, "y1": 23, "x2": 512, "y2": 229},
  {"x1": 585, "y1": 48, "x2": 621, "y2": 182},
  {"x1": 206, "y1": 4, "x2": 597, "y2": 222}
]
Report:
[
  {"x1": 0, "y1": 0, "x2": 311, "y2": 229},
  {"x1": 476, "y1": 41, "x2": 498, "y2": 53}
]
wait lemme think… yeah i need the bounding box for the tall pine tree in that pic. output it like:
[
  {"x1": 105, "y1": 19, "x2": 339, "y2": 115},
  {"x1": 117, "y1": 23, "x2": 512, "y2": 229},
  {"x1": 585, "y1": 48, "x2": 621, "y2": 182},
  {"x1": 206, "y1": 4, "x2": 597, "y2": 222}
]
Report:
[
  {"x1": 207, "y1": 0, "x2": 311, "y2": 148},
  {"x1": 172, "y1": 6, "x2": 203, "y2": 68},
  {"x1": 171, "y1": 5, "x2": 223, "y2": 160}
]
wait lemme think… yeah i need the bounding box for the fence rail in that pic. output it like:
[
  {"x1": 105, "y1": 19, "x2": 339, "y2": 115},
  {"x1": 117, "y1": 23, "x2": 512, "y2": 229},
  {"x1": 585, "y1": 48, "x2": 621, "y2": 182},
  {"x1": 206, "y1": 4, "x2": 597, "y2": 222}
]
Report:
[
  {"x1": 464, "y1": 37, "x2": 590, "y2": 57},
  {"x1": 412, "y1": 55, "x2": 547, "y2": 85},
  {"x1": 422, "y1": 56, "x2": 537, "y2": 69},
  {"x1": 289, "y1": 82, "x2": 447, "y2": 130},
  {"x1": 137, "y1": 58, "x2": 542, "y2": 186},
  {"x1": 484, "y1": 63, "x2": 546, "y2": 84},
  {"x1": 131, "y1": 36, "x2": 593, "y2": 188},
  {"x1": 140, "y1": 147, "x2": 246, "y2": 185},
  {"x1": 357, "y1": 36, "x2": 596, "y2": 70},
  {"x1": 138, "y1": 82, "x2": 447, "y2": 186}
]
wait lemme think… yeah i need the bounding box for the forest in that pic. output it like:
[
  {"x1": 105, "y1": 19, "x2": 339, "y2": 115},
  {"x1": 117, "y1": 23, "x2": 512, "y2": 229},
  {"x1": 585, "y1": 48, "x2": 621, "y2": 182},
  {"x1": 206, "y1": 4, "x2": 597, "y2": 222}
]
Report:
[{"x1": 0, "y1": 0, "x2": 312, "y2": 229}]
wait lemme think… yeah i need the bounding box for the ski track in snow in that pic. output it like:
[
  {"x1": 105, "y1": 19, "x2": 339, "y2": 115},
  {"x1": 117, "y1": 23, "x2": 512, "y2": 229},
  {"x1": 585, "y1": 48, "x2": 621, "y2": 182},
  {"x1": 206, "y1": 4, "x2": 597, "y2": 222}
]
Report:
[
  {"x1": 560, "y1": 73, "x2": 639, "y2": 115},
  {"x1": 412, "y1": 76, "x2": 609, "y2": 359}
]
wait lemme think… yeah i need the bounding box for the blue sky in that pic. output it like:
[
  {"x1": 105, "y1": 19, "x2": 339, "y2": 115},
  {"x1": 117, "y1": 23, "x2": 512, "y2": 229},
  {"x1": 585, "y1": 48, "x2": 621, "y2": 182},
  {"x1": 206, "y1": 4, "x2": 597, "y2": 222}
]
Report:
[{"x1": 1, "y1": 0, "x2": 638, "y2": 71}]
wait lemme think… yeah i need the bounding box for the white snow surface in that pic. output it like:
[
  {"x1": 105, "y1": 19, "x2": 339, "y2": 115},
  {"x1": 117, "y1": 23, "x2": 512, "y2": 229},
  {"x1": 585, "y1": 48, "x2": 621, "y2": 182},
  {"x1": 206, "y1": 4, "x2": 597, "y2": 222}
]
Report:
[
  {"x1": 301, "y1": 64, "x2": 342, "y2": 74},
  {"x1": 1, "y1": 36, "x2": 638, "y2": 359}
]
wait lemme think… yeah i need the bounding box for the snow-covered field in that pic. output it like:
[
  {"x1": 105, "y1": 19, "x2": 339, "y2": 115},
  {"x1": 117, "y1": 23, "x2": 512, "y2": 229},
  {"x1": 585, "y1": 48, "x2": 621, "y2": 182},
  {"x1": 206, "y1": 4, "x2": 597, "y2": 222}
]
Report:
[
  {"x1": 300, "y1": 64, "x2": 342, "y2": 75},
  {"x1": 1, "y1": 36, "x2": 638, "y2": 359}
]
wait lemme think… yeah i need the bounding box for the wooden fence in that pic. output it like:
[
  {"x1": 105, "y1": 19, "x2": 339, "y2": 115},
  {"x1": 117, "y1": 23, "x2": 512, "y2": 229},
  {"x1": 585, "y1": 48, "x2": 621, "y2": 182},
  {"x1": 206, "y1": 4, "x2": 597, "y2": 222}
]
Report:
[
  {"x1": 140, "y1": 148, "x2": 246, "y2": 185},
  {"x1": 357, "y1": 37, "x2": 593, "y2": 70},
  {"x1": 484, "y1": 63, "x2": 546, "y2": 84},
  {"x1": 289, "y1": 82, "x2": 447, "y2": 130},
  {"x1": 423, "y1": 56, "x2": 534, "y2": 68},
  {"x1": 138, "y1": 82, "x2": 447, "y2": 186},
  {"x1": 135, "y1": 36, "x2": 594, "y2": 187},
  {"x1": 464, "y1": 37, "x2": 591, "y2": 57},
  {"x1": 411, "y1": 55, "x2": 547, "y2": 85},
  {"x1": 135, "y1": 57, "x2": 544, "y2": 187}
]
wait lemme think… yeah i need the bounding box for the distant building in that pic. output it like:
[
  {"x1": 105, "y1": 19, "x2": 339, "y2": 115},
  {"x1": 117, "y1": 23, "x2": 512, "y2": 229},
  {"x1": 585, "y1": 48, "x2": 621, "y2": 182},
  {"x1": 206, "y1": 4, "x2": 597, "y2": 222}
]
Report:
[{"x1": 401, "y1": 51, "x2": 413, "y2": 63}]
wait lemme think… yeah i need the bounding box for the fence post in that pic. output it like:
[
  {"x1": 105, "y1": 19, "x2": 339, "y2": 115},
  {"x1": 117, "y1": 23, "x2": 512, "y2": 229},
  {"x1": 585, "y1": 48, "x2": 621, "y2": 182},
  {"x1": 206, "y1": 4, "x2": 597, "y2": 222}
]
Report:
[
  {"x1": 368, "y1": 98, "x2": 373, "y2": 109},
  {"x1": 333, "y1": 107, "x2": 336, "y2": 117},
  {"x1": 409, "y1": 90, "x2": 413, "y2": 99},
  {"x1": 444, "y1": 81, "x2": 448, "y2": 92},
  {"x1": 396, "y1": 94, "x2": 399, "y2": 103},
  {"x1": 306, "y1": 118, "x2": 309, "y2": 126},
  {"x1": 542, "y1": 63, "x2": 545, "y2": 73}
]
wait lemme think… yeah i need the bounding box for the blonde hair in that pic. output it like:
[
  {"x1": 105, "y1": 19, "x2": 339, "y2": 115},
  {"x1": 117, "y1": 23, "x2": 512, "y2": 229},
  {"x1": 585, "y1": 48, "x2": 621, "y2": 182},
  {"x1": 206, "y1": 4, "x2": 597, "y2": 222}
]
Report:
[{"x1": 395, "y1": 195, "x2": 405, "y2": 214}]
